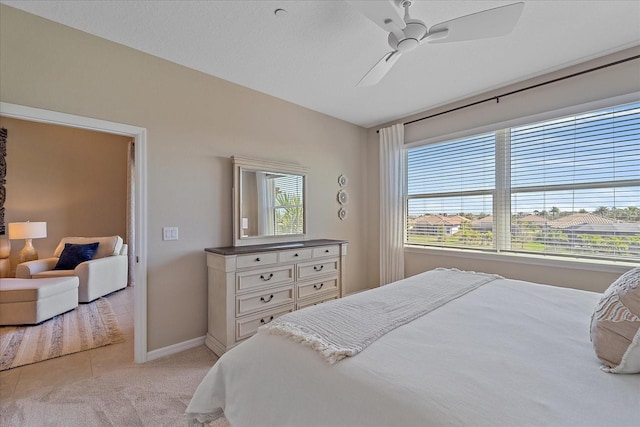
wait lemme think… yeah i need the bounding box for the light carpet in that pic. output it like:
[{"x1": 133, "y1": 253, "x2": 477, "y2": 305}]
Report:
[
  {"x1": 1, "y1": 345, "x2": 229, "y2": 427},
  {"x1": 0, "y1": 298, "x2": 124, "y2": 371}
]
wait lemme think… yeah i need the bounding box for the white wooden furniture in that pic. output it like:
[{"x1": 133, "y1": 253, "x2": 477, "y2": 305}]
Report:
[
  {"x1": 232, "y1": 156, "x2": 308, "y2": 247},
  {"x1": 205, "y1": 239, "x2": 347, "y2": 356}
]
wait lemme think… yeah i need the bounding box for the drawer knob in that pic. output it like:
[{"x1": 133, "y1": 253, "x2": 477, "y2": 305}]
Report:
[
  {"x1": 325, "y1": 249, "x2": 329, "y2": 253},
  {"x1": 255, "y1": 257, "x2": 261, "y2": 262},
  {"x1": 294, "y1": 253, "x2": 299, "y2": 257},
  {"x1": 313, "y1": 265, "x2": 324, "y2": 272},
  {"x1": 313, "y1": 283, "x2": 324, "y2": 290},
  {"x1": 260, "y1": 273, "x2": 274, "y2": 281},
  {"x1": 260, "y1": 316, "x2": 274, "y2": 325},
  {"x1": 260, "y1": 294, "x2": 274, "y2": 303}
]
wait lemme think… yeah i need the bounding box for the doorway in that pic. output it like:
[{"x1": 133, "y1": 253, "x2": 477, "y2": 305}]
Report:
[{"x1": 0, "y1": 102, "x2": 148, "y2": 363}]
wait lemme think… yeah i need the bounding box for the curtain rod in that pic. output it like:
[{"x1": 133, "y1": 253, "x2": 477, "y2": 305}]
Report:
[{"x1": 376, "y1": 54, "x2": 640, "y2": 133}]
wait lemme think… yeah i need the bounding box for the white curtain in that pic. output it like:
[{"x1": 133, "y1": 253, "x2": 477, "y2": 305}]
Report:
[
  {"x1": 256, "y1": 172, "x2": 270, "y2": 235},
  {"x1": 126, "y1": 141, "x2": 136, "y2": 286},
  {"x1": 379, "y1": 123, "x2": 405, "y2": 285}
]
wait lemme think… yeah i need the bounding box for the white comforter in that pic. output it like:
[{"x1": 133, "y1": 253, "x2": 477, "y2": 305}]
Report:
[
  {"x1": 262, "y1": 268, "x2": 500, "y2": 364},
  {"x1": 186, "y1": 274, "x2": 640, "y2": 427}
]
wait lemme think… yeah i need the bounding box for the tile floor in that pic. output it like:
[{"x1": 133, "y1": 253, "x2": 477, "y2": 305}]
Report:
[{"x1": 0, "y1": 286, "x2": 135, "y2": 401}]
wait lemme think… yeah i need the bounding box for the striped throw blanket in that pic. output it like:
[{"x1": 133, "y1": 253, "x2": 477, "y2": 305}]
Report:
[{"x1": 261, "y1": 268, "x2": 501, "y2": 364}]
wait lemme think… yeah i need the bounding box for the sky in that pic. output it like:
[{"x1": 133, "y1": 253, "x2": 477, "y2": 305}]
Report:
[{"x1": 407, "y1": 102, "x2": 640, "y2": 217}]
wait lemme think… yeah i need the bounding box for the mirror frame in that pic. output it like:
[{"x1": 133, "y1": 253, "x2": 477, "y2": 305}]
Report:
[{"x1": 232, "y1": 156, "x2": 309, "y2": 247}]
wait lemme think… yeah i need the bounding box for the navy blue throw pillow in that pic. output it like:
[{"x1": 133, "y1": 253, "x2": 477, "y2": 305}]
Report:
[{"x1": 53, "y1": 242, "x2": 100, "y2": 270}]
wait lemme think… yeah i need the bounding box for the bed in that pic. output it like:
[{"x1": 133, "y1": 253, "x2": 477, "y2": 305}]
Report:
[{"x1": 185, "y1": 268, "x2": 640, "y2": 426}]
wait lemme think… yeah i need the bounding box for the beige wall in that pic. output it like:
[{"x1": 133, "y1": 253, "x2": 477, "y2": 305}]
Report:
[
  {"x1": 404, "y1": 250, "x2": 623, "y2": 294},
  {"x1": 0, "y1": 117, "x2": 129, "y2": 274},
  {"x1": 3, "y1": 4, "x2": 637, "y2": 352},
  {"x1": 0, "y1": 5, "x2": 369, "y2": 351},
  {"x1": 366, "y1": 46, "x2": 640, "y2": 292}
]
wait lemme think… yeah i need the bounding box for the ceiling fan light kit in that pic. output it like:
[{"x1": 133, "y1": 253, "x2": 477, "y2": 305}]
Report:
[{"x1": 350, "y1": 1, "x2": 525, "y2": 87}]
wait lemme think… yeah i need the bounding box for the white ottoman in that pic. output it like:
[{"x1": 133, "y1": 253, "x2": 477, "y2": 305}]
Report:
[{"x1": 0, "y1": 277, "x2": 79, "y2": 325}]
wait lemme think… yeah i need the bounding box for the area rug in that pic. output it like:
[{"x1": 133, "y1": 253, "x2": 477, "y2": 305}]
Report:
[{"x1": 0, "y1": 298, "x2": 124, "y2": 371}]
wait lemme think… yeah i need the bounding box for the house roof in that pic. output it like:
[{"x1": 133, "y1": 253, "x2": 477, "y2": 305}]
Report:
[
  {"x1": 471, "y1": 215, "x2": 493, "y2": 226},
  {"x1": 414, "y1": 214, "x2": 470, "y2": 226},
  {"x1": 549, "y1": 213, "x2": 617, "y2": 228},
  {"x1": 518, "y1": 214, "x2": 547, "y2": 223},
  {"x1": 568, "y1": 223, "x2": 640, "y2": 234}
]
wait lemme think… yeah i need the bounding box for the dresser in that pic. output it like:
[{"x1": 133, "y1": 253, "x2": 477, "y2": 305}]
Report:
[{"x1": 204, "y1": 239, "x2": 347, "y2": 356}]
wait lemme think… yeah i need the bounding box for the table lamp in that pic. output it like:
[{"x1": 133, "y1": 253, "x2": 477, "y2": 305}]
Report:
[{"x1": 8, "y1": 221, "x2": 47, "y2": 263}]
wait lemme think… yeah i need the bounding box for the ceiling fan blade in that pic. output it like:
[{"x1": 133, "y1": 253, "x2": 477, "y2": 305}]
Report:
[
  {"x1": 425, "y1": 2, "x2": 524, "y2": 44},
  {"x1": 356, "y1": 50, "x2": 402, "y2": 87},
  {"x1": 346, "y1": 0, "x2": 406, "y2": 32}
]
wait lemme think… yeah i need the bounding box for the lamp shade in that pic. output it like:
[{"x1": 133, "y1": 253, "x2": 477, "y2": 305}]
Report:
[{"x1": 8, "y1": 222, "x2": 47, "y2": 240}]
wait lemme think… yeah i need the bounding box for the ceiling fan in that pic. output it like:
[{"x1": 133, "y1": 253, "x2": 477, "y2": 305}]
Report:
[{"x1": 348, "y1": 0, "x2": 525, "y2": 87}]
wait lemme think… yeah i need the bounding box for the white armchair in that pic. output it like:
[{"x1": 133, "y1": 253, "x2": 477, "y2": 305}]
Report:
[{"x1": 16, "y1": 236, "x2": 128, "y2": 303}]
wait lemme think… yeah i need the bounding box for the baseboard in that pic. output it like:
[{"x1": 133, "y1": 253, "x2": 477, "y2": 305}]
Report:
[
  {"x1": 346, "y1": 288, "x2": 371, "y2": 296},
  {"x1": 145, "y1": 335, "x2": 206, "y2": 362},
  {"x1": 205, "y1": 333, "x2": 227, "y2": 358}
]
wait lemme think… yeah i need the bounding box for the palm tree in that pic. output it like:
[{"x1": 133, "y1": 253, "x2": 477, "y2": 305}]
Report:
[{"x1": 275, "y1": 192, "x2": 302, "y2": 235}]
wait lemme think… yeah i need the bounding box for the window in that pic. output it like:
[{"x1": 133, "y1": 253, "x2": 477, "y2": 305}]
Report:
[
  {"x1": 406, "y1": 101, "x2": 640, "y2": 262},
  {"x1": 270, "y1": 174, "x2": 304, "y2": 236},
  {"x1": 407, "y1": 133, "x2": 495, "y2": 250}
]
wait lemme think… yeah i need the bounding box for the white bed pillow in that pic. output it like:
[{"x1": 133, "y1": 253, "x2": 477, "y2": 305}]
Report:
[{"x1": 590, "y1": 267, "x2": 640, "y2": 374}]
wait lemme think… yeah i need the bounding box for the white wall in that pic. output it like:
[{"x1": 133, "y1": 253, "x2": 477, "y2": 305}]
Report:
[
  {"x1": 366, "y1": 46, "x2": 640, "y2": 292},
  {"x1": 0, "y1": 5, "x2": 369, "y2": 351}
]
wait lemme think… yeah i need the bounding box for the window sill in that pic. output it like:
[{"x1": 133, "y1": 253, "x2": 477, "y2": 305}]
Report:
[{"x1": 404, "y1": 245, "x2": 637, "y2": 274}]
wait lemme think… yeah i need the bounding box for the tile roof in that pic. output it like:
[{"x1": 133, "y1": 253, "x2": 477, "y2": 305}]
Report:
[
  {"x1": 414, "y1": 214, "x2": 470, "y2": 226},
  {"x1": 549, "y1": 213, "x2": 617, "y2": 228},
  {"x1": 518, "y1": 214, "x2": 547, "y2": 223}
]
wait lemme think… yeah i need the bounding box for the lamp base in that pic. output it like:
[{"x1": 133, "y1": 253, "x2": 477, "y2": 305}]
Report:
[{"x1": 18, "y1": 239, "x2": 39, "y2": 263}]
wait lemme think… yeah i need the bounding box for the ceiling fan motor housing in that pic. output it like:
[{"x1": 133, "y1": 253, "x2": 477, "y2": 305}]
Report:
[{"x1": 388, "y1": 20, "x2": 427, "y2": 53}]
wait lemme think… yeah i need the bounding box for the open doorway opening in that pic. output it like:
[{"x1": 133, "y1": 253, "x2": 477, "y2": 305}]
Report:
[{"x1": 0, "y1": 102, "x2": 148, "y2": 363}]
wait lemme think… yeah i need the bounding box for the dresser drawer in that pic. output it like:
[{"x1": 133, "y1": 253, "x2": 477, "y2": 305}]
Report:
[
  {"x1": 297, "y1": 277, "x2": 338, "y2": 300},
  {"x1": 296, "y1": 291, "x2": 339, "y2": 310},
  {"x1": 236, "y1": 252, "x2": 278, "y2": 269},
  {"x1": 237, "y1": 266, "x2": 294, "y2": 292},
  {"x1": 236, "y1": 286, "x2": 294, "y2": 317},
  {"x1": 312, "y1": 245, "x2": 340, "y2": 258},
  {"x1": 297, "y1": 258, "x2": 339, "y2": 280},
  {"x1": 279, "y1": 248, "x2": 312, "y2": 263},
  {"x1": 236, "y1": 305, "x2": 294, "y2": 341}
]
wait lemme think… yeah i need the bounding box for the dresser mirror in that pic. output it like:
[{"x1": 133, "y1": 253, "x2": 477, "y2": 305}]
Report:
[{"x1": 232, "y1": 156, "x2": 308, "y2": 247}]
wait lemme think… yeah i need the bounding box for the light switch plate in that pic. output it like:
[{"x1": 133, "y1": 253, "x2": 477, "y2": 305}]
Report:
[{"x1": 163, "y1": 227, "x2": 179, "y2": 241}]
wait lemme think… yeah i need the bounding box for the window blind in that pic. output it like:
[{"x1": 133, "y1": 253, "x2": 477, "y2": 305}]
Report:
[
  {"x1": 406, "y1": 133, "x2": 495, "y2": 249},
  {"x1": 510, "y1": 103, "x2": 640, "y2": 259},
  {"x1": 271, "y1": 174, "x2": 304, "y2": 235},
  {"x1": 405, "y1": 100, "x2": 640, "y2": 262}
]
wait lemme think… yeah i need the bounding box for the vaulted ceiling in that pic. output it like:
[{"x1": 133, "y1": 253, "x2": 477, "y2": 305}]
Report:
[{"x1": 2, "y1": 1, "x2": 639, "y2": 128}]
